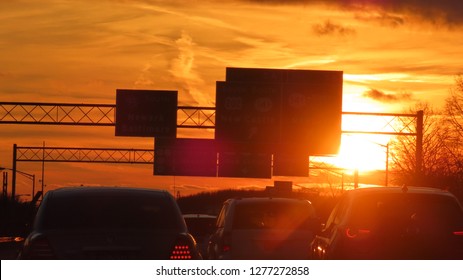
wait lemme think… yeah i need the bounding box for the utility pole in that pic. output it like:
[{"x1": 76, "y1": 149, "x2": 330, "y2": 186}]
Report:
[
  {"x1": 41, "y1": 141, "x2": 45, "y2": 199},
  {"x1": 385, "y1": 142, "x2": 389, "y2": 187},
  {"x1": 415, "y1": 110, "x2": 424, "y2": 187},
  {"x1": 12, "y1": 144, "x2": 17, "y2": 200}
]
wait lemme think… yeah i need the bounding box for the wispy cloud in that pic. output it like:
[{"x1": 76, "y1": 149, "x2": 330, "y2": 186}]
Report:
[
  {"x1": 363, "y1": 88, "x2": 414, "y2": 103},
  {"x1": 312, "y1": 20, "x2": 356, "y2": 36},
  {"x1": 353, "y1": 10, "x2": 405, "y2": 28},
  {"x1": 169, "y1": 31, "x2": 212, "y2": 106},
  {"x1": 134, "y1": 63, "x2": 156, "y2": 87}
]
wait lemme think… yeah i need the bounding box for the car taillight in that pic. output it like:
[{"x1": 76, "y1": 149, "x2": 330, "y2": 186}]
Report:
[
  {"x1": 222, "y1": 244, "x2": 231, "y2": 252},
  {"x1": 453, "y1": 231, "x2": 463, "y2": 236},
  {"x1": 27, "y1": 237, "x2": 55, "y2": 259},
  {"x1": 170, "y1": 238, "x2": 194, "y2": 260},
  {"x1": 345, "y1": 227, "x2": 371, "y2": 239},
  {"x1": 222, "y1": 232, "x2": 231, "y2": 253}
]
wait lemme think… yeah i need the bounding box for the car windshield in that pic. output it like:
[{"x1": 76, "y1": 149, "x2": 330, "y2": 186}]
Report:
[
  {"x1": 232, "y1": 200, "x2": 315, "y2": 230},
  {"x1": 184, "y1": 217, "x2": 216, "y2": 236},
  {"x1": 349, "y1": 193, "x2": 463, "y2": 233},
  {"x1": 41, "y1": 192, "x2": 180, "y2": 230}
]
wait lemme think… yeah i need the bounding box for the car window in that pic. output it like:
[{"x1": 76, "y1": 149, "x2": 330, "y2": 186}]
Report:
[
  {"x1": 232, "y1": 200, "x2": 315, "y2": 230},
  {"x1": 324, "y1": 196, "x2": 347, "y2": 230},
  {"x1": 185, "y1": 217, "x2": 216, "y2": 236},
  {"x1": 333, "y1": 197, "x2": 348, "y2": 226},
  {"x1": 216, "y1": 203, "x2": 228, "y2": 228},
  {"x1": 349, "y1": 193, "x2": 463, "y2": 233},
  {"x1": 42, "y1": 193, "x2": 180, "y2": 230}
]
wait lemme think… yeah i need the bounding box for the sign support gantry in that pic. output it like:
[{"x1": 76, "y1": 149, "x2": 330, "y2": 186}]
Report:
[
  {"x1": 0, "y1": 102, "x2": 215, "y2": 128},
  {"x1": 1, "y1": 101, "x2": 423, "y2": 197}
]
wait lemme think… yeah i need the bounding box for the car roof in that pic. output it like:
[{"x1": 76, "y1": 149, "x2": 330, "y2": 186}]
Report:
[
  {"x1": 347, "y1": 186, "x2": 455, "y2": 197},
  {"x1": 183, "y1": 214, "x2": 217, "y2": 219},
  {"x1": 47, "y1": 186, "x2": 172, "y2": 197},
  {"x1": 225, "y1": 197, "x2": 312, "y2": 204}
]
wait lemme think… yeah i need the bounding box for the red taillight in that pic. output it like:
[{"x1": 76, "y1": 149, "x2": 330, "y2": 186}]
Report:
[
  {"x1": 170, "y1": 239, "x2": 193, "y2": 260},
  {"x1": 27, "y1": 237, "x2": 55, "y2": 259},
  {"x1": 345, "y1": 228, "x2": 371, "y2": 239},
  {"x1": 453, "y1": 231, "x2": 463, "y2": 236},
  {"x1": 222, "y1": 232, "x2": 231, "y2": 253},
  {"x1": 222, "y1": 244, "x2": 231, "y2": 252}
]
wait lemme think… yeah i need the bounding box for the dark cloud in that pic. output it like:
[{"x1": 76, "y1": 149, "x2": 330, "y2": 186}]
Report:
[
  {"x1": 238, "y1": 0, "x2": 463, "y2": 26},
  {"x1": 312, "y1": 20, "x2": 356, "y2": 36},
  {"x1": 353, "y1": 11, "x2": 405, "y2": 27},
  {"x1": 363, "y1": 88, "x2": 414, "y2": 103}
]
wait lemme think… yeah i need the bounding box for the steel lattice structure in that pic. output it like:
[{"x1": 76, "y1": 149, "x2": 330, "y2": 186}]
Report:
[
  {"x1": 341, "y1": 112, "x2": 419, "y2": 136},
  {"x1": 0, "y1": 102, "x2": 115, "y2": 126},
  {"x1": 15, "y1": 146, "x2": 154, "y2": 164},
  {"x1": 177, "y1": 106, "x2": 215, "y2": 128},
  {"x1": 0, "y1": 102, "x2": 420, "y2": 135},
  {"x1": 0, "y1": 102, "x2": 215, "y2": 128}
]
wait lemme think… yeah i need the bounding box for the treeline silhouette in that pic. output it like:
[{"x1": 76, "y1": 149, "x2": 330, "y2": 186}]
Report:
[{"x1": 0, "y1": 196, "x2": 35, "y2": 238}]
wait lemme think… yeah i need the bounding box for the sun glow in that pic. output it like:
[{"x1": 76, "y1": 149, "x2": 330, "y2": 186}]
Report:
[
  {"x1": 312, "y1": 134, "x2": 391, "y2": 173},
  {"x1": 324, "y1": 134, "x2": 391, "y2": 172},
  {"x1": 333, "y1": 80, "x2": 398, "y2": 172},
  {"x1": 339, "y1": 134, "x2": 390, "y2": 171}
]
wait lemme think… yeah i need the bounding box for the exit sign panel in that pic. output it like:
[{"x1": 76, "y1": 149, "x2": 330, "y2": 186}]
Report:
[{"x1": 116, "y1": 89, "x2": 177, "y2": 137}]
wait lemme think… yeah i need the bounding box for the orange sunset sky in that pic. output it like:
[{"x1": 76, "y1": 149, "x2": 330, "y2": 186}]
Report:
[{"x1": 1, "y1": 0, "x2": 463, "y2": 198}]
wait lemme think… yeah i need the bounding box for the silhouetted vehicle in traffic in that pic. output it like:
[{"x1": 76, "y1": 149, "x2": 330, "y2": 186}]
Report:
[
  {"x1": 311, "y1": 186, "x2": 463, "y2": 260},
  {"x1": 208, "y1": 197, "x2": 320, "y2": 259},
  {"x1": 18, "y1": 187, "x2": 201, "y2": 259},
  {"x1": 183, "y1": 214, "x2": 216, "y2": 259}
]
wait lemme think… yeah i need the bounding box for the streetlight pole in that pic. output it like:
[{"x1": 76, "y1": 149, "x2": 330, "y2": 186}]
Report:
[
  {"x1": 15, "y1": 171, "x2": 35, "y2": 198},
  {"x1": 0, "y1": 166, "x2": 36, "y2": 200},
  {"x1": 12, "y1": 143, "x2": 17, "y2": 199},
  {"x1": 385, "y1": 142, "x2": 389, "y2": 187},
  {"x1": 373, "y1": 142, "x2": 390, "y2": 187}
]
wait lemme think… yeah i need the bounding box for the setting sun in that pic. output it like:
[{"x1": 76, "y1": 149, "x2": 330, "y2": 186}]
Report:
[{"x1": 327, "y1": 134, "x2": 391, "y2": 172}]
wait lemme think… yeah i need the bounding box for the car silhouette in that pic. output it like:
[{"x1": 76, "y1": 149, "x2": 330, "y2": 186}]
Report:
[
  {"x1": 183, "y1": 214, "x2": 217, "y2": 259},
  {"x1": 311, "y1": 186, "x2": 463, "y2": 259},
  {"x1": 208, "y1": 197, "x2": 320, "y2": 259},
  {"x1": 18, "y1": 187, "x2": 201, "y2": 260}
]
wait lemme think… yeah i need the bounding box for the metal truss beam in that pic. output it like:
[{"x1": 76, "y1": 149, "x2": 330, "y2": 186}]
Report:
[
  {"x1": 0, "y1": 102, "x2": 216, "y2": 128},
  {"x1": 15, "y1": 146, "x2": 154, "y2": 164},
  {"x1": 0, "y1": 102, "x2": 115, "y2": 126},
  {"x1": 1, "y1": 102, "x2": 420, "y2": 135},
  {"x1": 177, "y1": 106, "x2": 215, "y2": 129},
  {"x1": 341, "y1": 111, "x2": 418, "y2": 136}
]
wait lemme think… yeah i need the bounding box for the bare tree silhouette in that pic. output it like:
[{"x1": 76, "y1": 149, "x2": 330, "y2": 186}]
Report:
[{"x1": 389, "y1": 77, "x2": 463, "y2": 202}]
